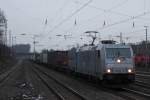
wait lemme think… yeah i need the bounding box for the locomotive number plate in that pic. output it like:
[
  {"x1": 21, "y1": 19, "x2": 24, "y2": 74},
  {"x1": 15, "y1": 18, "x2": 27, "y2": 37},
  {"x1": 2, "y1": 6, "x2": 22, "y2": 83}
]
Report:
[{"x1": 115, "y1": 69, "x2": 121, "y2": 72}]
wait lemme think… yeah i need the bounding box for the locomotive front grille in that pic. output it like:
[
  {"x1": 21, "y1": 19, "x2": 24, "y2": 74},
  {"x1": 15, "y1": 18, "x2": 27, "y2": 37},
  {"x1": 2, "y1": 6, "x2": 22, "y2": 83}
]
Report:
[{"x1": 112, "y1": 68, "x2": 127, "y2": 73}]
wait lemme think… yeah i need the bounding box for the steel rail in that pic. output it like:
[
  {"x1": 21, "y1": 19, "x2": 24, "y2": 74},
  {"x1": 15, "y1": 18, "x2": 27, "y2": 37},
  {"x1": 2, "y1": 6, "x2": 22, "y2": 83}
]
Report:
[
  {"x1": 34, "y1": 66, "x2": 87, "y2": 100},
  {"x1": 136, "y1": 71, "x2": 150, "y2": 75},
  {"x1": 122, "y1": 88, "x2": 150, "y2": 98},
  {"x1": 32, "y1": 68, "x2": 65, "y2": 100},
  {"x1": 136, "y1": 74, "x2": 150, "y2": 77},
  {"x1": 0, "y1": 60, "x2": 22, "y2": 85},
  {"x1": 135, "y1": 80, "x2": 150, "y2": 89}
]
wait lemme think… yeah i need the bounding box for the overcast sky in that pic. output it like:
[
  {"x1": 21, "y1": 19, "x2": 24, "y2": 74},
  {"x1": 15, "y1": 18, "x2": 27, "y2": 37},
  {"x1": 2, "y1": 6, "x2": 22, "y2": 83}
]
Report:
[{"x1": 0, "y1": 0, "x2": 150, "y2": 51}]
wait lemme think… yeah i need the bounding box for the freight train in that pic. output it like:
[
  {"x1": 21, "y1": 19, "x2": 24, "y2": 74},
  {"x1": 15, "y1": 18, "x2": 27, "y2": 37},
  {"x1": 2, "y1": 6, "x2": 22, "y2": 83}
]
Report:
[
  {"x1": 131, "y1": 42, "x2": 150, "y2": 67},
  {"x1": 134, "y1": 55, "x2": 150, "y2": 67},
  {"x1": 31, "y1": 40, "x2": 135, "y2": 84}
]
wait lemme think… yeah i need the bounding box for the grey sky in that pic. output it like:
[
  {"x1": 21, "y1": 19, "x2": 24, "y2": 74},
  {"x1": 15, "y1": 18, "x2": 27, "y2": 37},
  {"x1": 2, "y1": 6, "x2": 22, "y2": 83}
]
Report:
[{"x1": 0, "y1": 0, "x2": 150, "y2": 51}]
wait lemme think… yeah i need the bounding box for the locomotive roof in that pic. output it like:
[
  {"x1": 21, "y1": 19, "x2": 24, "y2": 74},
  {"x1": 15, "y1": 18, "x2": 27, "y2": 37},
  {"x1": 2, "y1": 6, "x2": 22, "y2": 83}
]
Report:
[
  {"x1": 77, "y1": 43, "x2": 131, "y2": 52},
  {"x1": 76, "y1": 45, "x2": 95, "y2": 52},
  {"x1": 98, "y1": 44, "x2": 131, "y2": 49}
]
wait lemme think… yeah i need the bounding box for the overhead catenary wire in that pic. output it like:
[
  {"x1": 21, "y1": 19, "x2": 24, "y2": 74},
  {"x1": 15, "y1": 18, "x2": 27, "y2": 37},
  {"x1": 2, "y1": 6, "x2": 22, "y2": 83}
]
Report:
[
  {"x1": 73, "y1": 0, "x2": 131, "y2": 18},
  {"x1": 144, "y1": 0, "x2": 146, "y2": 12},
  {"x1": 47, "y1": 0, "x2": 150, "y2": 37},
  {"x1": 126, "y1": 29, "x2": 145, "y2": 35},
  {"x1": 39, "y1": 0, "x2": 73, "y2": 46},
  {"x1": 40, "y1": 0, "x2": 71, "y2": 33},
  {"x1": 51, "y1": 0, "x2": 72, "y2": 22},
  {"x1": 96, "y1": 11, "x2": 150, "y2": 31},
  {"x1": 106, "y1": 0, "x2": 129, "y2": 10},
  {"x1": 47, "y1": 0, "x2": 150, "y2": 48},
  {"x1": 70, "y1": 1, "x2": 150, "y2": 36},
  {"x1": 48, "y1": 0, "x2": 93, "y2": 34},
  {"x1": 73, "y1": 1, "x2": 150, "y2": 23}
]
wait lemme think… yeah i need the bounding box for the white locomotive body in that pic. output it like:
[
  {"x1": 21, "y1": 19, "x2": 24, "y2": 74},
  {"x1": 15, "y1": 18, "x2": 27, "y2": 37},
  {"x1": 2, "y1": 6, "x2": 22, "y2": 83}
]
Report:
[
  {"x1": 69, "y1": 41, "x2": 135, "y2": 82},
  {"x1": 31, "y1": 40, "x2": 135, "y2": 83}
]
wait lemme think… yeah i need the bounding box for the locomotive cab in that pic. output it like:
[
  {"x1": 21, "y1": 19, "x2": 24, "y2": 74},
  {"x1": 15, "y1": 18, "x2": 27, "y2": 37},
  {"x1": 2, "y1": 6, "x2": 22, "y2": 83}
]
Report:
[{"x1": 103, "y1": 44, "x2": 135, "y2": 83}]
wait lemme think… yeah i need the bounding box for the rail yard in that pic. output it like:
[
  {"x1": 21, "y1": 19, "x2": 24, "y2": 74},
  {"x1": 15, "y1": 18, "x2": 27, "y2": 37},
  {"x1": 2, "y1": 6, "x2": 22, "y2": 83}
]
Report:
[
  {"x1": 1, "y1": 0, "x2": 150, "y2": 99},
  {"x1": 0, "y1": 58, "x2": 149, "y2": 100}
]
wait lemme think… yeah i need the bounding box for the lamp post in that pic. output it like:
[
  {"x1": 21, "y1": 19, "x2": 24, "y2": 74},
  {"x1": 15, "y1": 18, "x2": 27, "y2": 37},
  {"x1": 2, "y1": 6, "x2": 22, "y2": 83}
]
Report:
[
  {"x1": 33, "y1": 36, "x2": 39, "y2": 58},
  {"x1": 144, "y1": 26, "x2": 148, "y2": 67}
]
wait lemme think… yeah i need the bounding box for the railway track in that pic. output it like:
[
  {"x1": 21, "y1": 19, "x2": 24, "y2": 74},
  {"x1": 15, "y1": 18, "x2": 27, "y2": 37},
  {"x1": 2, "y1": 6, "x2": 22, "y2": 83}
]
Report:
[
  {"x1": 33, "y1": 65, "x2": 137, "y2": 100},
  {"x1": 116, "y1": 72, "x2": 150, "y2": 99},
  {"x1": 66, "y1": 74, "x2": 150, "y2": 100},
  {"x1": 124, "y1": 80, "x2": 150, "y2": 98},
  {"x1": 32, "y1": 66, "x2": 87, "y2": 100},
  {"x1": 135, "y1": 80, "x2": 150, "y2": 89},
  {"x1": 122, "y1": 88, "x2": 150, "y2": 99},
  {"x1": 68, "y1": 72, "x2": 150, "y2": 100},
  {"x1": 135, "y1": 71, "x2": 150, "y2": 90},
  {"x1": 136, "y1": 71, "x2": 150, "y2": 75},
  {"x1": 92, "y1": 82, "x2": 150, "y2": 100},
  {"x1": 135, "y1": 72, "x2": 150, "y2": 84},
  {"x1": 0, "y1": 60, "x2": 22, "y2": 86},
  {"x1": 90, "y1": 82, "x2": 150, "y2": 100},
  {"x1": 96, "y1": 86, "x2": 138, "y2": 100},
  {"x1": 136, "y1": 74, "x2": 150, "y2": 77},
  {"x1": 32, "y1": 63, "x2": 150, "y2": 100},
  {"x1": 136, "y1": 71, "x2": 150, "y2": 79},
  {"x1": 33, "y1": 64, "x2": 135, "y2": 100}
]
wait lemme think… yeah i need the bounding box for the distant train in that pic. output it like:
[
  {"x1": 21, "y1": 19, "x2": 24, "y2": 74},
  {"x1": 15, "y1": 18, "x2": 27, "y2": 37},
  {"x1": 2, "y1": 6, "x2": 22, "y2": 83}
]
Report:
[
  {"x1": 134, "y1": 55, "x2": 150, "y2": 67},
  {"x1": 31, "y1": 40, "x2": 135, "y2": 83},
  {"x1": 131, "y1": 42, "x2": 150, "y2": 67}
]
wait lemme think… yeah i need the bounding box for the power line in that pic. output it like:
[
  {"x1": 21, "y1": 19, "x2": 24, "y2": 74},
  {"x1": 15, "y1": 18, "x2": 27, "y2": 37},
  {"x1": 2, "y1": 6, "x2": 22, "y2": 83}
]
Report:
[
  {"x1": 73, "y1": 0, "x2": 131, "y2": 18},
  {"x1": 48, "y1": 0, "x2": 93, "y2": 34},
  {"x1": 144, "y1": 0, "x2": 146, "y2": 12},
  {"x1": 96, "y1": 11, "x2": 150, "y2": 31},
  {"x1": 42, "y1": 0, "x2": 71, "y2": 35},
  {"x1": 52, "y1": 0, "x2": 71, "y2": 21},
  {"x1": 73, "y1": 1, "x2": 150, "y2": 22},
  {"x1": 107, "y1": 0, "x2": 128, "y2": 10},
  {"x1": 126, "y1": 29, "x2": 145, "y2": 35}
]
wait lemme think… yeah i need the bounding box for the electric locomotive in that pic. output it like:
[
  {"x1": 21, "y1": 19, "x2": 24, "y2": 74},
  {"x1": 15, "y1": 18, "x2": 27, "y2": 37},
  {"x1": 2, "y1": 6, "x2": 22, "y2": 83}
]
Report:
[{"x1": 69, "y1": 40, "x2": 135, "y2": 83}]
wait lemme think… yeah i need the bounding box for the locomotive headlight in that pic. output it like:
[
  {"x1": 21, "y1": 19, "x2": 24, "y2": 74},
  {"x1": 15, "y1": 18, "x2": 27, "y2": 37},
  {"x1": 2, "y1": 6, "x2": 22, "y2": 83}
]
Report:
[
  {"x1": 128, "y1": 69, "x2": 132, "y2": 73},
  {"x1": 107, "y1": 69, "x2": 111, "y2": 73},
  {"x1": 117, "y1": 59, "x2": 121, "y2": 63}
]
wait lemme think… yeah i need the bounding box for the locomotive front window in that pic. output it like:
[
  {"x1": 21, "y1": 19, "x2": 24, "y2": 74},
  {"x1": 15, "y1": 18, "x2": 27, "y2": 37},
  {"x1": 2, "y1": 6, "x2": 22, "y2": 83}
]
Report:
[{"x1": 106, "y1": 48, "x2": 131, "y2": 58}]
